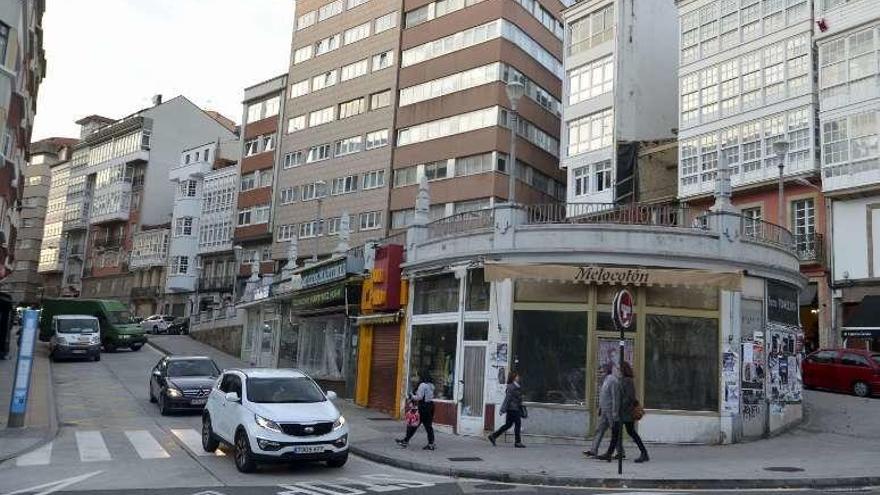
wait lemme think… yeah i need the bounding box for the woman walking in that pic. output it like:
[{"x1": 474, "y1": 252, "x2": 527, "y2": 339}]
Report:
[
  {"x1": 487, "y1": 371, "x2": 526, "y2": 448},
  {"x1": 395, "y1": 370, "x2": 436, "y2": 450},
  {"x1": 597, "y1": 362, "x2": 649, "y2": 463}
]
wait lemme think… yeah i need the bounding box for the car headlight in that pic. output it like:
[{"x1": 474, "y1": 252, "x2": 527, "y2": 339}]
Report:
[
  {"x1": 254, "y1": 414, "x2": 282, "y2": 433},
  {"x1": 90, "y1": 334, "x2": 101, "y2": 344},
  {"x1": 333, "y1": 415, "x2": 346, "y2": 430},
  {"x1": 166, "y1": 387, "x2": 183, "y2": 398}
]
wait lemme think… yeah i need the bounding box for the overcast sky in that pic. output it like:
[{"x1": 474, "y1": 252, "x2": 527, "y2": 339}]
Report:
[{"x1": 33, "y1": 0, "x2": 293, "y2": 140}]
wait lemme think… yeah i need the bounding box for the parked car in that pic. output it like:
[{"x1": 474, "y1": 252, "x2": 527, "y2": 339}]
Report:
[
  {"x1": 802, "y1": 348, "x2": 880, "y2": 397},
  {"x1": 40, "y1": 298, "x2": 145, "y2": 352},
  {"x1": 141, "y1": 315, "x2": 176, "y2": 334},
  {"x1": 48, "y1": 315, "x2": 102, "y2": 362},
  {"x1": 149, "y1": 355, "x2": 220, "y2": 415},
  {"x1": 167, "y1": 317, "x2": 190, "y2": 335},
  {"x1": 202, "y1": 368, "x2": 348, "y2": 473}
]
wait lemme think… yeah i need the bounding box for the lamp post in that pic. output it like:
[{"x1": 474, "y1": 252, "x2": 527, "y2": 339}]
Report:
[
  {"x1": 312, "y1": 180, "x2": 327, "y2": 262},
  {"x1": 505, "y1": 80, "x2": 525, "y2": 205},
  {"x1": 773, "y1": 140, "x2": 790, "y2": 226}
]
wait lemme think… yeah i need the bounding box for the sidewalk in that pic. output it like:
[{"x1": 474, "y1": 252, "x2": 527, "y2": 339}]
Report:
[
  {"x1": 0, "y1": 330, "x2": 58, "y2": 463},
  {"x1": 148, "y1": 335, "x2": 880, "y2": 489}
]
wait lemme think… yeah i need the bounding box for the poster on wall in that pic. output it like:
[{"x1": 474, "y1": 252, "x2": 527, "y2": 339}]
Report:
[
  {"x1": 741, "y1": 342, "x2": 765, "y2": 392},
  {"x1": 722, "y1": 349, "x2": 739, "y2": 413},
  {"x1": 766, "y1": 322, "x2": 803, "y2": 404}
]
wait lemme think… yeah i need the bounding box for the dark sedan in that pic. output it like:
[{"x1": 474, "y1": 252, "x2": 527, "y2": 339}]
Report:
[{"x1": 149, "y1": 356, "x2": 220, "y2": 415}]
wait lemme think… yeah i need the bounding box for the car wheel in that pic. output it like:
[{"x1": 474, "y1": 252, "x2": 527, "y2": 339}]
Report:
[
  {"x1": 94, "y1": 353, "x2": 101, "y2": 362},
  {"x1": 326, "y1": 453, "x2": 348, "y2": 468},
  {"x1": 153, "y1": 325, "x2": 159, "y2": 334},
  {"x1": 234, "y1": 429, "x2": 256, "y2": 473},
  {"x1": 853, "y1": 381, "x2": 870, "y2": 397},
  {"x1": 202, "y1": 414, "x2": 220, "y2": 452},
  {"x1": 131, "y1": 344, "x2": 143, "y2": 351},
  {"x1": 158, "y1": 393, "x2": 169, "y2": 416}
]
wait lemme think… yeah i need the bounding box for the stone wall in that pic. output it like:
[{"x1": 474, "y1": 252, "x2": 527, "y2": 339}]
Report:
[{"x1": 190, "y1": 325, "x2": 242, "y2": 359}]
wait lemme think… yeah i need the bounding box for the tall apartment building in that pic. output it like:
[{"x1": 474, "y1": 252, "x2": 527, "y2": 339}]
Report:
[
  {"x1": 0, "y1": 0, "x2": 45, "y2": 305},
  {"x1": 6, "y1": 138, "x2": 76, "y2": 304},
  {"x1": 390, "y1": 0, "x2": 567, "y2": 228},
  {"x1": 58, "y1": 97, "x2": 240, "y2": 309},
  {"x1": 676, "y1": 0, "x2": 830, "y2": 348},
  {"x1": 561, "y1": 0, "x2": 678, "y2": 206},
  {"x1": 814, "y1": 0, "x2": 880, "y2": 350},
  {"x1": 234, "y1": 76, "x2": 286, "y2": 294},
  {"x1": 37, "y1": 151, "x2": 71, "y2": 297}
]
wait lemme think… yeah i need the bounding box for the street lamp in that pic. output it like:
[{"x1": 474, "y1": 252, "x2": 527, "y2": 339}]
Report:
[
  {"x1": 505, "y1": 80, "x2": 525, "y2": 205},
  {"x1": 312, "y1": 180, "x2": 327, "y2": 262},
  {"x1": 773, "y1": 140, "x2": 790, "y2": 225}
]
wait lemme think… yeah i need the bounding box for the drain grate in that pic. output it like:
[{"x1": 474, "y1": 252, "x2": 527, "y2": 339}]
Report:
[
  {"x1": 367, "y1": 417, "x2": 395, "y2": 421},
  {"x1": 448, "y1": 456, "x2": 483, "y2": 462},
  {"x1": 764, "y1": 466, "x2": 805, "y2": 472},
  {"x1": 472, "y1": 483, "x2": 516, "y2": 491}
]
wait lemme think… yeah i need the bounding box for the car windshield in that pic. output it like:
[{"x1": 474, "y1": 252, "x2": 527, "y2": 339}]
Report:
[
  {"x1": 57, "y1": 319, "x2": 98, "y2": 334},
  {"x1": 246, "y1": 377, "x2": 326, "y2": 403},
  {"x1": 107, "y1": 310, "x2": 132, "y2": 325},
  {"x1": 167, "y1": 360, "x2": 219, "y2": 377}
]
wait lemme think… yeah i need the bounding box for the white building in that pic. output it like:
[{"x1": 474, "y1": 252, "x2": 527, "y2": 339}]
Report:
[
  {"x1": 562, "y1": 0, "x2": 679, "y2": 205},
  {"x1": 815, "y1": 0, "x2": 880, "y2": 350}
]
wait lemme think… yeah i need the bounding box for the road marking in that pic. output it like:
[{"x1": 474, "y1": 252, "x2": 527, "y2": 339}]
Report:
[
  {"x1": 3, "y1": 470, "x2": 102, "y2": 495},
  {"x1": 75, "y1": 431, "x2": 111, "y2": 462},
  {"x1": 125, "y1": 430, "x2": 170, "y2": 459},
  {"x1": 15, "y1": 442, "x2": 53, "y2": 466},
  {"x1": 171, "y1": 428, "x2": 224, "y2": 456}
]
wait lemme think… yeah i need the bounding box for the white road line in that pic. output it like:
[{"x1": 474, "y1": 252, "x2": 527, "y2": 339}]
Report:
[
  {"x1": 3, "y1": 470, "x2": 103, "y2": 495},
  {"x1": 171, "y1": 428, "x2": 224, "y2": 456},
  {"x1": 124, "y1": 430, "x2": 170, "y2": 459},
  {"x1": 15, "y1": 442, "x2": 53, "y2": 466},
  {"x1": 75, "y1": 431, "x2": 111, "y2": 462}
]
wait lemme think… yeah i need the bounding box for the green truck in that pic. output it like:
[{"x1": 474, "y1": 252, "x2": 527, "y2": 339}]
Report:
[{"x1": 39, "y1": 299, "x2": 147, "y2": 352}]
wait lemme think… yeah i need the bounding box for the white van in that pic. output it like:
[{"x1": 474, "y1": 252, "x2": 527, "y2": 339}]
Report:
[{"x1": 49, "y1": 315, "x2": 102, "y2": 362}]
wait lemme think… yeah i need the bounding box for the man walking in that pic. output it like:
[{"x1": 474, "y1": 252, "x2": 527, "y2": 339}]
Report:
[{"x1": 584, "y1": 362, "x2": 621, "y2": 458}]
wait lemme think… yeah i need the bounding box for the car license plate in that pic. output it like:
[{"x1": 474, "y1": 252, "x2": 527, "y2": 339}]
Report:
[
  {"x1": 78, "y1": 337, "x2": 90, "y2": 342},
  {"x1": 293, "y1": 446, "x2": 325, "y2": 454},
  {"x1": 190, "y1": 399, "x2": 207, "y2": 406},
  {"x1": 72, "y1": 349, "x2": 86, "y2": 354}
]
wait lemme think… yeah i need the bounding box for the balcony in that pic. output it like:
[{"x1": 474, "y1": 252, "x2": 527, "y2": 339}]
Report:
[
  {"x1": 130, "y1": 286, "x2": 161, "y2": 299},
  {"x1": 198, "y1": 276, "x2": 235, "y2": 292},
  {"x1": 89, "y1": 204, "x2": 130, "y2": 225},
  {"x1": 167, "y1": 273, "x2": 196, "y2": 293},
  {"x1": 795, "y1": 233, "x2": 826, "y2": 266},
  {"x1": 93, "y1": 236, "x2": 123, "y2": 250}
]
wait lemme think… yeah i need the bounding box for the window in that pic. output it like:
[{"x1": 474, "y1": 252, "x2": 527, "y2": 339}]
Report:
[
  {"x1": 424, "y1": 160, "x2": 448, "y2": 181},
  {"x1": 306, "y1": 144, "x2": 332, "y2": 163},
  {"x1": 645, "y1": 315, "x2": 718, "y2": 411},
  {"x1": 175, "y1": 217, "x2": 194, "y2": 236},
  {"x1": 456, "y1": 153, "x2": 494, "y2": 176},
  {"x1": 252, "y1": 205, "x2": 271, "y2": 224},
  {"x1": 791, "y1": 198, "x2": 815, "y2": 254},
  {"x1": 331, "y1": 175, "x2": 359, "y2": 195},
  {"x1": 335, "y1": 135, "x2": 363, "y2": 156},
  {"x1": 262, "y1": 134, "x2": 275, "y2": 152},
  {"x1": 341, "y1": 59, "x2": 369, "y2": 81},
  {"x1": 394, "y1": 166, "x2": 419, "y2": 187},
  {"x1": 512, "y1": 310, "x2": 588, "y2": 404},
  {"x1": 297, "y1": 11, "x2": 316, "y2": 30},
  {"x1": 293, "y1": 45, "x2": 313, "y2": 64},
  {"x1": 319, "y1": 0, "x2": 343, "y2": 21},
  {"x1": 171, "y1": 256, "x2": 189, "y2": 275},
  {"x1": 370, "y1": 90, "x2": 391, "y2": 110},
  {"x1": 288, "y1": 115, "x2": 306, "y2": 133},
  {"x1": 398, "y1": 107, "x2": 500, "y2": 147},
  {"x1": 409, "y1": 324, "x2": 457, "y2": 400},
  {"x1": 237, "y1": 208, "x2": 252, "y2": 226},
  {"x1": 315, "y1": 33, "x2": 340, "y2": 56},
  {"x1": 348, "y1": 0, "x2": 370, "y2": 8},
  {"x1": 359, "y1": 211, "x2": 382, "y2": 230},
  {"x1": 277, "y1": 224, "x2": 297, "y2": 242},
  {"x1": 244, "y1": 138, "x2": 259, "y2": 156},
  {"x1": 246, "y1": 104, "x2": 262, "y2": 124},
  {"x1": 573, "y1": 166, "x2": 589, "y2": 196},
  {"x1": 178, "y1": 180, "x2": 197, "y2": 197},
  {"x1": 742, "y1": 207, "x2": 762, "y2": 237},
  {"x1": 280, "y1": 186, "x2": 299, "y2": 204},
  {"x1": 338, "y1": 98, "x2": 365, "y2": 119},
  {"x1": 263, "y1": 97, "x2": 280, "y2": 119},
  {"x1": 372, "y1": 50, "x2": 395, "y2": 71},
  {"x1": 366, "y1": 129, "x2": 389, "y2": 149},
  {"x1": 298, "y1": 220, "x2": 322, "y2": 239},
  {"x1": 374, "y1": 11, "x2": 397, "y2": 33},
  {"x1": 362, "y1": 169, "x2": 386, "y2": 189},
  {"x1": 309, "y1": 106, "x2": 335, "y2": 127},
  {"x1": 569, "y1": 4, "x2": 614, "y2": 55},
  {"x1": 414, "y1": 273, "x2": 459, "y2": 314},
  {"x1": 807, "y1": 350, "x2": 837, "y2": 364},
  {"x1": 344, "y1": 22, "x2": 371, "y2": 45},
  {"x1": 290, "y1": 80, "x2": 309, "y2": 98},
  {"x1": 284, "y1": 151, "x2": 304, "y2": 169},
  {"x1": 841, "y1": 353, "x2": 870, "y2": 367},
  {"x1": 567, "y1": 108, "x2": 613, "y2": 156},
  {"x1": 312, "y1": 70, "x2": 338, "y2": 91},
  {"x1": 568, "y1": 55, "x2": 613, "y2": 104}
]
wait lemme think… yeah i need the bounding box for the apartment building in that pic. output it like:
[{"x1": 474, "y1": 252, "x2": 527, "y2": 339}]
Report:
[
  {"x1": 676, "y1": 0, "x2": 830, "y2": 348},
  {"x1": 390, "y1": 0, "x2": 567, "y2": 228},
  {"x1": 37, "y1": 152, "x2": 71, "y2": 297},
  {"x1": 234, "y1": 75, "x2": 286, "y2": 294},
  {"x1": 59, "y1": 97, "x2": 239, "y2": 309},
  {"x1": 561, "y1": 0, "x2": 678, "y2": 206},
  {"x1": 0, "y1": 0, "x2": 45, "y2": 305},
  {"x1": 814, "y1": 0, "x2": 880, "y2": 351}
]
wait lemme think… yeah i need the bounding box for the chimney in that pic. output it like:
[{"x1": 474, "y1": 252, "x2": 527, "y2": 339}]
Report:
[{"x1": 152, "y1": 94, "x2": 163, "y2": 106}]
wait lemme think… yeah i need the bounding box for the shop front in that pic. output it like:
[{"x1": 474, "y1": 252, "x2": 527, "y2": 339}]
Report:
[{"x1": 841, "y1": 295, "x2": 880, "y2": 351}]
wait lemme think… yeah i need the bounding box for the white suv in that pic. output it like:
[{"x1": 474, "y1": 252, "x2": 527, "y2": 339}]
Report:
[{"x1": 201, "y1": 368, "x2": 349, "y2": 472}]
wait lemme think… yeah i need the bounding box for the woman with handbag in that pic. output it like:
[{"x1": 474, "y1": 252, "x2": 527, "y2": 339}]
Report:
[
  {"x1": 395, "y1": 370, "x2": 436, "y2": 450},
  {"x1": 597, "y1": 362, "x2": 649, "y2": 463},
  {"x1": 487, "y1": 371, "x2": 526, "y2": 448}
]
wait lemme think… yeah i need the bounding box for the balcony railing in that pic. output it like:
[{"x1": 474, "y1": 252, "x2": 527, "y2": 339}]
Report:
[
  {"x1": 524, "y1": 203, "x2": 707, "y2": 229},
  {"x1": 130, "y1": 286, "x2": 161, "y2": 298},
  {"x1": 794, "y1": 232, "x2": 825, "y2": 265},
  {"x1": 198, "y1": 276, "x2": 235, "y2": 292},
  {"x1": 426, "y1": 208, "x2": 495, "y2": 240},
  {"x1": 93, "y1": 237, "x2": 123, "y2": 249},
  {"x1": 736, "y1": 214, "x2": 796, "y2": 251}
]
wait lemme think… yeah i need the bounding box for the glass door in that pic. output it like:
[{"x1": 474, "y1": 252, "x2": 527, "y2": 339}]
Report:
[{"x1": 457, "y1": 343, "x2": 487, "y2": 435}]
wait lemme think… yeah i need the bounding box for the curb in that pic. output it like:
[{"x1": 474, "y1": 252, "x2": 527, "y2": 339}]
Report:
[
  {"x1": 349, "y1": 445, "x2": 880, "y2": 490},
  {"x1": 0, "y1": 348, "x2": 61, "y2": 464},
  {"x1": 146, "y1": 339, "x2": 174, "y2": 357}
]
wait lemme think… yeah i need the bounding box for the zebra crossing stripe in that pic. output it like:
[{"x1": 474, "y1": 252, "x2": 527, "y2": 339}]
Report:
[
  {"x1": 171, "y1": 428, "x2": 224, "y2": 456},
  {"x1": 15, "y1": 441, "x2": 53, "y2": 466},
  {"x1": 75, "y1": 431, "x2": 111, "y2": 462},
  {"x1": 125, "y1": 430, "x2": 170, "y2": 459}
]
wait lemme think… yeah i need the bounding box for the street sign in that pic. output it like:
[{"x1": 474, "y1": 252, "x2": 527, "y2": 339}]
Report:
[
  {"x1": 8, "y1": 309, "x2": 39, "y2": 428},
  {"x1": 612, "y1": 288, "x2": 634, "y2": 330}
]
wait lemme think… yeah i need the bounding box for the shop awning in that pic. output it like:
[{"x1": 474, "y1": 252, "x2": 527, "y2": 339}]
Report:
[
  {"x1": 842, "y1": 296, "x2": 880, "y2": 338},
  {"x1": 484, "y1": 263, "x2": 742, "y2": 290}
]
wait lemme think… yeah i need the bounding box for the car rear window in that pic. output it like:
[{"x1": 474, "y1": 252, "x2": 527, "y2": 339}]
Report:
[{"x1": 246, "y1": 377, "x2": 326, "y2": 403}]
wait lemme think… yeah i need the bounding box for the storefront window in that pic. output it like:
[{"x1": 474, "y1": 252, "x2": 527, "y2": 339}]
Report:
[
  {"x1": 512, "y1": 310, "x2": 588, "y2": 404},
  {"x1": 297, "y1": 317, "x2": 346, "y2": 380},
  {"x1": 410, "y1": 324, "x2": 457, "y2": 400},
  {"x1": 466, "y1": 269, "x2": 490, "y2": 310},
  {"x1": 645, "y1": 286, "x2": 718, "y2": 309},
  {"x1": 413, "y1": 274, "x2": 459, "y2": 314},
  {"x1": 277, "y1": 323, "x2": 299, "y2": 369},
  {"x1": 645, "y1": 315, "x2": 719, "y2": 411},
  {"x1": 464, "y1": 321, "x2": 488, "y2": 340},
  {"x1": 515, "y1": 281, "x2": 586, "y2": 302}
]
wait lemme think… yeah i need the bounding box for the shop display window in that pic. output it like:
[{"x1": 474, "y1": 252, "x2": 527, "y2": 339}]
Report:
[
  {"x1": 464, "y1": 321, "x2": 489, "y2": 340},
  {"x1": 645, "y1": 285, "x2": 719, "y2": 309},
  {"x1": 413, "y1": 274, "x2": 459, "y2": 314},
  {"x1": 410, "y1": 324, "x2": 457, "y2": 400},
  {"x1": 466, "y1": 269, "x2": 490, "y2": 310},
  {"x1": 297, "y1": 317, "x2": 345, "y2": 380},
  {"x1": 512, "y1": 310, "x2": 588, "y2": 404},
  {"x1": 645, "y1": 315, "x2": 719, "y2": 411}
]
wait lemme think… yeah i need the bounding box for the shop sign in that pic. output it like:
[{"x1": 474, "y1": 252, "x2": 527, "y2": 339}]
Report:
[
  {"x1": 842, "y1": 328, "x2": 879, "y2": 338},
  {"x1": 292, "y1": 284, "x2": 345, "y2": 310},
  {"x1": 576, "y1": 266, "x2": 649, "y2": 285},
  {"x1": 612, "y1": 289, "x2": 634, "y2": 330},
  {"x1": 300, "y1": 257, "x2": 363, "y2": 290},
  {"x1": 484, "y1": 263, "x2": 743, "y2": 290},
  {"x1": 767, "y1": 280, "x2": 799, "y2": 326}
]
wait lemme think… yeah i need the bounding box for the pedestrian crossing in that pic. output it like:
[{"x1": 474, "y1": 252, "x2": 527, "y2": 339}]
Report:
[{"x1": 12, "y1": 428, "x2": 225, "y2": 467}]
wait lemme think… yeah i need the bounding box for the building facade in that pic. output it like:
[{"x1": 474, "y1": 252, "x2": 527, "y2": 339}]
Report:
[
  {"x1": 814, "y1": 0, "x2": 880, "y2": 350},
  {"x1": 37, "y1": 154, "x2": 71, "y2": 297}
]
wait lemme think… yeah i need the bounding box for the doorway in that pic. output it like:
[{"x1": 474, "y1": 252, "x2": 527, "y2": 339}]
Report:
[{"x1": 457, "y1": 343, "x2": 487, "y2": 435}]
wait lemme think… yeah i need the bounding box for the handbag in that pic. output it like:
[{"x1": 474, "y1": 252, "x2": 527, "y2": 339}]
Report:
[
  {"x1": 633, "y1": 402, "x2": 645, "y2": 421},
  {"x1": 520, "y1": 404, "x2": 529, "y2": 419}
]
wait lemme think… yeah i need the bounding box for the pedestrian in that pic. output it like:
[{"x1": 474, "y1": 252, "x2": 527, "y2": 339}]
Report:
[
  {"x1": 395, "y1": 370, "x2": 436, "y2": 450},
  {"x1": 487, "y1": 371, "x2": 526, "y2": 448},
  {"x1": 597, "y1": 361, "x2": 649, "y2": 463},
  {"x1": 583, "y1": 362, "x2": 619, "y2": 457}
]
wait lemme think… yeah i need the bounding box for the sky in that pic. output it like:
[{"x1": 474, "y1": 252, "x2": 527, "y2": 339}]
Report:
[{"x1": 33, "y1": 0, "x2": 293, "y2": 140}]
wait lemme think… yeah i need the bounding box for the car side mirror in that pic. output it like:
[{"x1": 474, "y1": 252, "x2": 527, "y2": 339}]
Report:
[
  {"x1": 326, "y1": 390, "x2": 338, "y2": 400},
  {"x1": 225, "y1": 392, "x2": 240, "y2": 403}
]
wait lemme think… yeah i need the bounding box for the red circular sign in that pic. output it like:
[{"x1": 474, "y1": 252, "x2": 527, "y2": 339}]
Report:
[{"x1": 613, "y1": 289, "x2": 634, "y2": 330}]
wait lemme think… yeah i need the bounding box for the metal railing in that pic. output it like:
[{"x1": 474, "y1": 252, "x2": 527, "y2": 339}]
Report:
[
  {"x1": 93, "y1": 236, "x2": 123, "y2": 249},
  {"x1": 735, "y1": 214, "x2": 795, "y2": 250},
  {"x1": 794, "y1": 232, "x2": 825, "y2": 264},
  {"x1": 198, "y1": 276, "x2": 235, "y2": 292},
  {"x1": 524, "y1": 203, "x2": 708, "y2": 229},
  {"x1": 426, "y1": 209, "x2": 495, "y2": 240}
]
